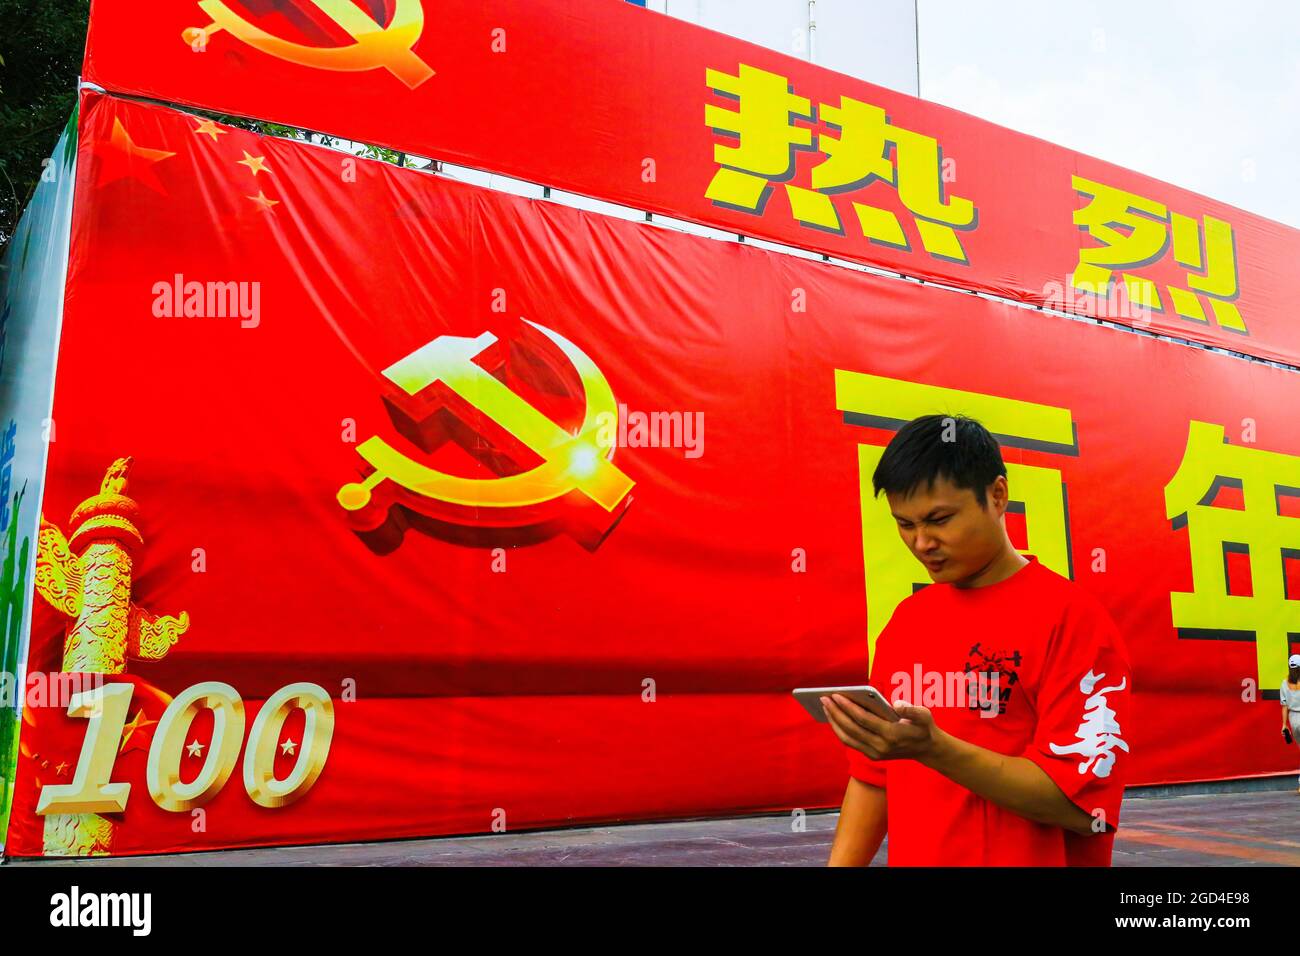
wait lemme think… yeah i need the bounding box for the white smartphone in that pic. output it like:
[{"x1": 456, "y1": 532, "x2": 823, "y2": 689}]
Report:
[{"x1": 792, "y1": 685, "x2": 900, "y2": 723}]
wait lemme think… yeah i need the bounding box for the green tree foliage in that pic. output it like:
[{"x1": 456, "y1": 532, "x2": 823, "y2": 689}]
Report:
[{"x1": 0, "y1": 0, "x2": 91, "y2": 248}]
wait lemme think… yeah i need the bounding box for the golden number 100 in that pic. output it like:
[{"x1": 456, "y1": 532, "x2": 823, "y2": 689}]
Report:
[{"x1": 35, "y1": 681, "x2": 335, "y2": 815}]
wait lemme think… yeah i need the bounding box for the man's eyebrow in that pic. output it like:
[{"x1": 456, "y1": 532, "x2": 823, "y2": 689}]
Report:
[{"x1": 891, "y1": 507, "x2": 955, "y2": 521}]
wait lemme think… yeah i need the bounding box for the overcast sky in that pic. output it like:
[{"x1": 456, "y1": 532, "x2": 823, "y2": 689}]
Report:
[{"x1": 918, "y1": 0, "x2": 1300, "y2": 228}]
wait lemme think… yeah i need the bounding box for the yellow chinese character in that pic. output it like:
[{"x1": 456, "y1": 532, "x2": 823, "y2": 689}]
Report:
[
  {"x1": 706, "y1": 65, "x2": 977, "y2": 262},
  {"x1": 1072, "y1": 176, "x2": 1246, "y2": 332},
  {"x1": 835, "y1": 370, "x2": 1077, "y2": 661},
  {"x1": 1165, "y1": 420, "x2": 1299, "y2": 694}
]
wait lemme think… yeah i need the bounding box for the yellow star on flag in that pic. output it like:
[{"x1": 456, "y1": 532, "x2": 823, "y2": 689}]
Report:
[
  {"x1": 186, "y1": 739, "x2": 206, "y2": 758},
  {"x1": 247, "y1": 190, "x2": 280, "y2": 213},
  {"x1": 96, "y1": 118, "x2": 176, "y2": 190},
  {"x1": 237, "y1": 151, "x2": 269, "y2": 176},
  {"x1": 193, "y1": 119, "x2": 228, "y2": 141},
  {"x1": 118, "y1": 709, "x2": 158, "y2": 755},
  {"x1": 280, "y1": 738, "x2": 298, "y2": 756}
]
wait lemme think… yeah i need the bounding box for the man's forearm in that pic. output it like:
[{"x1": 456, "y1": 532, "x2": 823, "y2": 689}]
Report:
[
  {"x1": 918, "y1": 727, "x2": 1095, "y2": 836},
  {"x1": 828, "y1": 777, "x2": 888, "y2": 866}
]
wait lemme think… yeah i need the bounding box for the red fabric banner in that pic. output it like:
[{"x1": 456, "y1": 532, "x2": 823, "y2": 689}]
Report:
[
  {"x1": 6, "y1": 92, "x2": 1295, "y2": 857},
  {"x1": 82, "y1": 0, "x2": 1300, "y2": 365}
]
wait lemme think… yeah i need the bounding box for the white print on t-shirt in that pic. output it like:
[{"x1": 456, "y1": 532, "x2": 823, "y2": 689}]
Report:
[{"x1": 1047, "y1": 669, "x2": 1129, "y2": 778}]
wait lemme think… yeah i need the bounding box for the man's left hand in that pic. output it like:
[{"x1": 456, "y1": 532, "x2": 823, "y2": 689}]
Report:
[{"x1": 823, "y1": 694, "x2": 946, "y2": 764}]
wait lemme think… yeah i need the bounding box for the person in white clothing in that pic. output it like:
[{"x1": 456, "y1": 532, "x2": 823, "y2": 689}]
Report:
[{"x1": 1282, "y1": 653, "x2": 1300, "y2": 794}]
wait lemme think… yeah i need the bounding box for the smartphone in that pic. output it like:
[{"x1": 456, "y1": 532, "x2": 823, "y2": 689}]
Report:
[{"x1": 792, "y1": 685, "x2": 900, "y2": 723}]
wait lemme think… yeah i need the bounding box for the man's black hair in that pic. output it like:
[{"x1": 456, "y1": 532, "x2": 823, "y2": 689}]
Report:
[{"x1": 871, "y1": 414, "x2": 1007, "y2": 508}]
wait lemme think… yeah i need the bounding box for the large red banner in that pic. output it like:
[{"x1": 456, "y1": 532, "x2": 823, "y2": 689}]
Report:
[
  {"x1": 82, "y1": 0, "x2": 1300, "y2": 366},
  {"x1": 5, "y1": 92, "x2": 1295, "y2": 856}
]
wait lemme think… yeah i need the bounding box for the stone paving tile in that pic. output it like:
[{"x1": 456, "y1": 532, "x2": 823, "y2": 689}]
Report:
[{"x1": 6, "y1": 788, "x2": 1296, "y2": 867}]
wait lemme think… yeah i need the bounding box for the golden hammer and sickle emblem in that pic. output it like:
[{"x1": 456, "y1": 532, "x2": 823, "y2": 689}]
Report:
[
  {"x1": 338, "y1": 321, "x2": 634, "y2": 541},
  {"x1": 182, "y1": 0, "x2": 435, "y2": 89}
]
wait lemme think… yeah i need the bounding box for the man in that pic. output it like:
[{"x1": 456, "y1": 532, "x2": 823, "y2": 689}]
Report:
[{"x1": 826, "y1": 414, "x2": 1132, "y2": 866}]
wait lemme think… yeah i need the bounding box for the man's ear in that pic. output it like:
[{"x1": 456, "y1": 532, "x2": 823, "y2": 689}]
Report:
[{"x1": 989, "y1": 476, "x2": 1010, "y2": 516}]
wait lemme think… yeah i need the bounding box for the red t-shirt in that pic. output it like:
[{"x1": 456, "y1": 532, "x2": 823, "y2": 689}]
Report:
[{"x1": 847, "y1": 554, "x2": 1133, "y2": 866}]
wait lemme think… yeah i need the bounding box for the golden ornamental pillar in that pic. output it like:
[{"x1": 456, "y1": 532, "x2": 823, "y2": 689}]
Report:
[{"x1": 33, "y1": 456, "x2": 189, "y2": 855}]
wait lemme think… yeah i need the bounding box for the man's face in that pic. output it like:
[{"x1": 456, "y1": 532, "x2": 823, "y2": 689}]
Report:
[{"x1": 885, "y1": 474, "x2": 1008, "y2": 585}]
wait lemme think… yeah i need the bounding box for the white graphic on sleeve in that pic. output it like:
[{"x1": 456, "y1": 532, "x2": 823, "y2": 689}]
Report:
[{"x1": 1047, "y1": 669, "x2": 1129, "y2": 777}]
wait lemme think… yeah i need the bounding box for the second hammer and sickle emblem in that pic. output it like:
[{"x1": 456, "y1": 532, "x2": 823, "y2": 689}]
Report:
[
  {"x1": 338, "y1": 321, "x2": 635, "y2": 549},
  {"x1": 183, "y1": 0, "x2": 435, "y2": 89}
]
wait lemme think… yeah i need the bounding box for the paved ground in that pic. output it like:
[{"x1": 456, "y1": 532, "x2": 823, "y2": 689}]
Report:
[{"x1": 6, "y1": 778, "x2": 1297, "y2": 866}]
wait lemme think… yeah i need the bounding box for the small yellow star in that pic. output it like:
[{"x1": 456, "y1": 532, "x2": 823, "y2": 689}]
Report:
[
  {"x1": 186, "y1": 739, "x2": 206, "y2": 758},
  {"x1": 280, "y1": 738, "x2": 297, "y2": 756},
  {"x1": 119, "y1": 709, "x2": 158, "y2": 755},
  {"x1": 193, "y1": 119, "x2": 228, "y2": 141},
  {"x1": 237, "y1": 151, "x2": 268, "y2": 176},
  {"x1": 247, "y1": 190, "x2": 280, "y2": 212},
  {"x1": 55, "y1": 761, "x2": 68, "y2": 776}
]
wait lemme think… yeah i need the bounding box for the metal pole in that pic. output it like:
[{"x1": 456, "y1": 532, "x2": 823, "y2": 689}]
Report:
[
  {"x1": 808, "y1": 0, "x2": 817, "y2": 64},
  {"x1": 914, "y1": 0, "x2": 921, "y2": 96}
]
